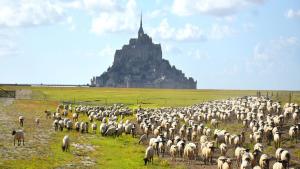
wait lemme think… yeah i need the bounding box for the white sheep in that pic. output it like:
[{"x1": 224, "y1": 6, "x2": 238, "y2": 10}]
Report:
[
  {"x1": 219, "y1": 143, "x2": 228, "y2": 156},
  {"x1": 170, "y1": 145, "x2": 178, "y2": 161},
  {"x1": 19, "y1": 116, "x2": 24, "y2": 127},
  {"x1": 273, "y1": 131, "x2": 282, "y2": 149},
  {"x1": 280, "y1": 150, "x2": 290, "y2": 168},
  {"x1": 289, "y1": 126, "x2": 297, "y2": 142},
  {"x1": 272, "y1": 161, "x2": 288, "y2": 169},
  {"x1": 91, "y1": 123, "x2": 97, "y2": 134},
  {"x1": 100, "y1": 123, "x2": 107, "y2": 135},
  {"x1": 218, "y1": 156, "x2": 227, "y2": 169},
  {"x1": 202, "y1": 144, "x2": 215, "y2": 165},
  {"x1": 62, "y1": 135, "x2": 70, "y2": 152},
  {"x1": 183, "y1": 143, "x2": 197, "y2": 163},
  {"x1": 259, "y1": 154, "x2": 270, "y2": 169},
  {"x1": 275, "y1": 148, "x2": 284, "y2": 161},
  {"x1": 12, "y1": 130, "x2": 25, "y2": 146},
  {"x1": 144, "y1": 146, "x2": 154, "y2": 165}
]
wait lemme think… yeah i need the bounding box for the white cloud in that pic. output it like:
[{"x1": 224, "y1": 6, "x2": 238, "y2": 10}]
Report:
[
  {"x1": 253, "y1": 36, "x2": 298, "y2": 61},
  {"x1": 286, "y1": 9, "x2": 300, "y2": 19},
  {"x1": 149, "y1": 19, "x2": 206, "y2": 42},
  {"x1": 0, "y1": 0, "x2": 68, "y2": 27},
  {"x1": 172, "y1": 0, "x2": 265, "y2": 17},
  {"x1": 90, "y1": 0, "x2": 138, "y2": 35},
  {"x1": 247, "y1": 36, "x2": 299, "y2": 73},
  {"x1": 0, "y1": 29, "x2": 20, "y2": 58},
  {"x1": 150, "y1": 19, "x2": 236, "y2": 42},
  {"x1": 210, "y1": 24, "x2": 235, "y2": 40}
]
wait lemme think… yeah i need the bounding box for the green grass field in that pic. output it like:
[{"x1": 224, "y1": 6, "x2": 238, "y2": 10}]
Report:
[{"x1": 0, "y1": 86, "x2": 299, "y2": 169}]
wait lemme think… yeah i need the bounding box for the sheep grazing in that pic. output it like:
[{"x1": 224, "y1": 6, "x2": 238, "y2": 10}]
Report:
[
  {"x1": 19, "y1": 116, "x2": 24, "y2": 127},
  {"x1": 12, "y1": 130, "x2": 25, "y2": 146},
  {"x1": 183, "y1": 143, "x2": 197, "y2": 163},
  {"x1": 66, "y1": 120, "x2": 73, "y2": 131},
  {"x1": 219, "y1": 143, "x2": 228, "y2": 156},
  {"x1": 91, "y1": 123, "x2": 97, "y2": 134},
  {"x1": 289, "y1": 126, "x2": 297, "y2": 142},
  {"x1": 144, "y1": 146, "x2": 154, "y2": 165},
  {"x1": 62, "y1": 135, "x2": 70, "y2": 152},
  {"x1": 202, "y1": 144, "x2": 215, "y2": 165},
  {"x1": 72, "y1": 113, "x2": 78, "y2": 121},
  {"x1": 170, "y1": 145, "x2": 178, "y2": 161},
  {"x1": 35, "y1": 118, "x2": 40, "y2": 126}
]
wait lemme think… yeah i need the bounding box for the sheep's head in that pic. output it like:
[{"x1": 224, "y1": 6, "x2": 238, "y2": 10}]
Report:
[
  {"x1": 12, "y1": 130, "x2": 16, "y2": 135},
  {"x1": 143, "y1": 158, "x2": 148, "y2": 165}
]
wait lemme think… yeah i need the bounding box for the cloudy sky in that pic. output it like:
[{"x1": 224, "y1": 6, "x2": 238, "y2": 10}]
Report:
[{"x1": 0, "y1": 0, "x2": 299, "y2": 90}]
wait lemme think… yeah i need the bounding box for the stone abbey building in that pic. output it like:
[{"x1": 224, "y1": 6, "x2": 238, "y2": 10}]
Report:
[{"x1": 91, "y1": 16, "x2": 197, "y2": 89}]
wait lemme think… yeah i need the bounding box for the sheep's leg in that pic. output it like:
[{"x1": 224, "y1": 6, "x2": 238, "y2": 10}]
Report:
[
  {"x1": 14, "y1": 139, "x2": 15, "y2": 146},
  {"x1": 22, "y1": 139, "x2": 24, "y2": 146}
]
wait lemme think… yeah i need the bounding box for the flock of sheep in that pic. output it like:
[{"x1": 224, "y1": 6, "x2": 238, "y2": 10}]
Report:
[
  {"x1": 137, "y1": 96, "x2": 299, "y2": 169},
  {"x1": 11, "y1": 96, "x2": 300, "y2": 169}
]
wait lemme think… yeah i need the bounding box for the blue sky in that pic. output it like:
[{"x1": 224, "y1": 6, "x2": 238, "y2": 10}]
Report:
[{"x1": 0, "y1": 0, "x2": 299, "y2": 90}]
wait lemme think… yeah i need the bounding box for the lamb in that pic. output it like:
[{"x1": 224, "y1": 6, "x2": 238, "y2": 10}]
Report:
[
  {"x1": 144, "y1": 146, "x2": 154, "y2": 165},
  {"x1": 273, "y1": 131, "x2": 282, "y2": 149},
  {"x1": 91, "y1": 123, "x2": 97, "y2": 134},
  {"x1": 219, "y1": 143, "x2": 228, "y2": 156},
  {"x1": 19, "y1": 116, "x2": 24, "y2": 127},
  {"x1": 12, "y1": 130, "x2": 25, "y2": 146},
  {"x1": 62, "y1": 135, "x2": 70, "y2": 152}
]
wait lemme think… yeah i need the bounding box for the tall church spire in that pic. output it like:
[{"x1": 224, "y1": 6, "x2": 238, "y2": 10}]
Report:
[{"x1": 138, "y1": 12, "x2": 144, "y2": 38}]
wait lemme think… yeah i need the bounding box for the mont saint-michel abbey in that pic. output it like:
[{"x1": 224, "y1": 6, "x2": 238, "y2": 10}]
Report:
[{"x1": 91, "y1": 16, "x2": 197, "y2": 89}]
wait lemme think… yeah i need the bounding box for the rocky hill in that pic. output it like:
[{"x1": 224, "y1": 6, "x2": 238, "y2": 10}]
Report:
[{"x1": 91, "y1": 17, "x2": 197, "y2": 89}]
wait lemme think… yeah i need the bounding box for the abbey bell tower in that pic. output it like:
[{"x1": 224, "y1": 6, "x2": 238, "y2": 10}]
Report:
[{"x1": 138, "y1": 13, "x2": 144, "y2": 38}]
